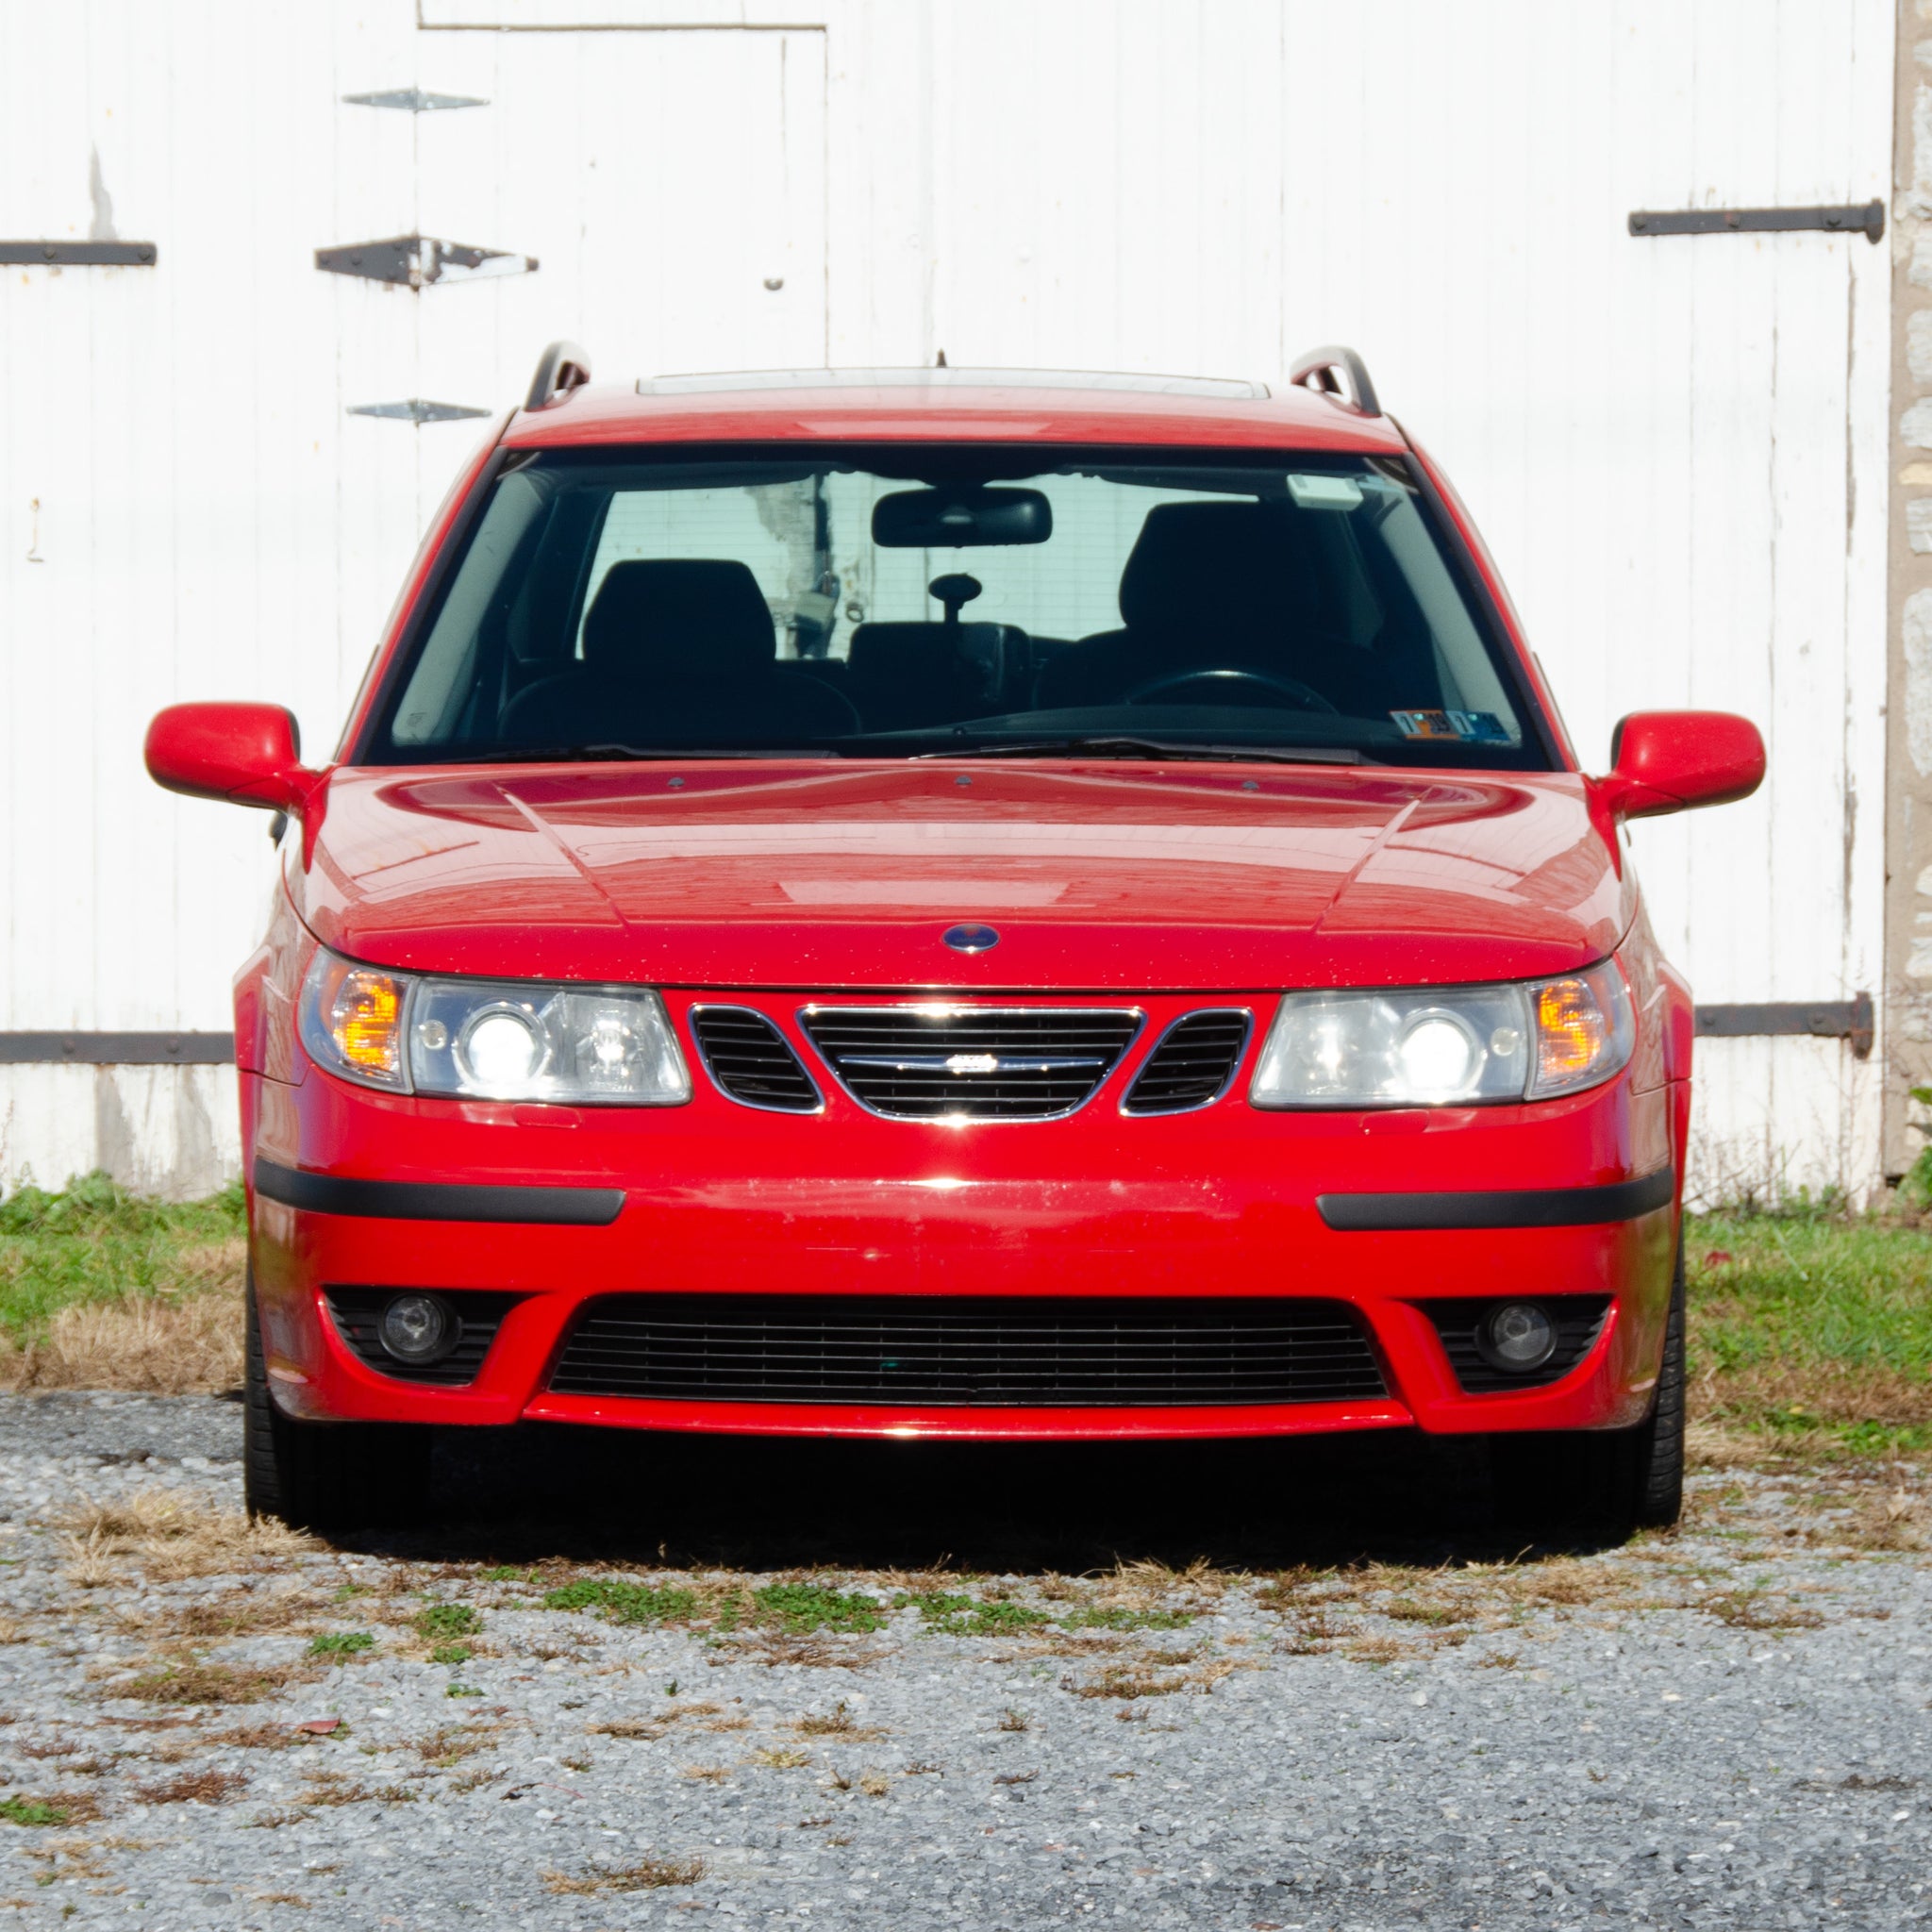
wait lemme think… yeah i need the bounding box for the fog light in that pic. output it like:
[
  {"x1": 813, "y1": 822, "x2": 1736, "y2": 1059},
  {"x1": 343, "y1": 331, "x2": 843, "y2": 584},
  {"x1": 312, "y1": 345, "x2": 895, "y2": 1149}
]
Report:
[
  {"x1": 379, "y1": 1292, "x2": 458, "y2": 1365},
  {"x1": 1478, "y1": 1301, "x2": 1556, "y2": 1374}
]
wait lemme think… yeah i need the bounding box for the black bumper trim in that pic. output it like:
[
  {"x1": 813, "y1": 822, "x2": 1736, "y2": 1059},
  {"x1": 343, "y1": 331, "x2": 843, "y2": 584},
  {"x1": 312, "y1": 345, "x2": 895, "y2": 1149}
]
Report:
[
  {"x1": 1317, "y1": 1165, "x2": 1674, "y2": 1232},
  {"x1": 252, "y1": 1158, "x2": 624, "y2": 1226}
]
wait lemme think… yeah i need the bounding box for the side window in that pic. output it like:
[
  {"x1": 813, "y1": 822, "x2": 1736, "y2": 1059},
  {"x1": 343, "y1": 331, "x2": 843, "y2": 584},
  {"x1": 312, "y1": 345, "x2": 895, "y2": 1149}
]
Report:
[{"x1": 391, "y1": 471, "x2": 549, "y2": 745}]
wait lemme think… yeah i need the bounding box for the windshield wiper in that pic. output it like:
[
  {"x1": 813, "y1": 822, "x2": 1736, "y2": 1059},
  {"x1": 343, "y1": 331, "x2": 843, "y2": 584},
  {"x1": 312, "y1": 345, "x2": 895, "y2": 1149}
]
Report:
[{"x1": 905, "y1": 736, "x2": 1366, "y2": 766}]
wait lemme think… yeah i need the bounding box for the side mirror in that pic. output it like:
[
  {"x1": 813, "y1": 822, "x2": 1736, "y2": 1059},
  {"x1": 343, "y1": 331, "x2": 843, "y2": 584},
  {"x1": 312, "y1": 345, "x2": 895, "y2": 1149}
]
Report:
[
  {"x1": 1593, "y1": 710, "x2": 1766, "y2": 822},
  {"x1": 144, "y1": 703, "x2": 317, "y2": 814}
]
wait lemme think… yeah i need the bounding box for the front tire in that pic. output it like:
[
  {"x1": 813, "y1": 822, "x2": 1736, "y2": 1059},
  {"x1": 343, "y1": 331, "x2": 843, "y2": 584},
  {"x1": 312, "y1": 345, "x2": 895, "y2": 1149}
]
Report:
[
  {"x1": 1623, "y1": 1239, "x2": 1688, "y2": 1529},
  {"x1": 1486, "y1": 1241, "x2": 1686, "y2": 1540},
  {"x1": 244, "y1": 1272, "x2": 432, "y2": 1532}
]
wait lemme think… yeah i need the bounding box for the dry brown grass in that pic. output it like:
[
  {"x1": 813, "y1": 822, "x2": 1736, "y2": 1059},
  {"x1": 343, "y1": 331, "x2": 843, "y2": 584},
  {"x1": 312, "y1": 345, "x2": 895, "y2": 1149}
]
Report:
[
  {"x1": 134, "y1": 1768, "x2": 247, "y2": 1806},
  {"x1": 117, "y1": 1660, "x2": 310, "y2": 1707},
  {"x1": 749, "y1": 1747, "x2": 812, "y2": 1769},
  {"x1": 541, "y1": 1856, "x2": 704, "y2": 1894},
  {"x1": 2, "y1": 1269, "x2": 243, "y2": 1394},
  {"x1": 300, "y1": 1773, "x2": 413, "y2": 1807},
  {"x1": 588, "y1": 1718, "x2": 666, "y2": 1741},
  {"x1": 413, "y1": 1726, "x2": 498, "y2": 1768},
  {"x1": 62, "y1": 1493, "x2": 317, "y2": 1586},
  {"x1": 1059, "y1": 1665, "x2": 1187, "y2": 1701},
  {"x1": 679, "y1": 1764, "x2": 732, "y2": 1784},
  {"x1": 790, "y1": 1703, "x2": 889, "y2": 1740}
]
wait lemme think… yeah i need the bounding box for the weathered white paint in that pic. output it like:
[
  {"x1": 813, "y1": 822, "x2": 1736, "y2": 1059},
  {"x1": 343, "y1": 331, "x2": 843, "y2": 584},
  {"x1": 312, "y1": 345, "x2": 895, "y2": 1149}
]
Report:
[{"x1": 0, "y1": 0, "x2": 1897, "y2": 1201}]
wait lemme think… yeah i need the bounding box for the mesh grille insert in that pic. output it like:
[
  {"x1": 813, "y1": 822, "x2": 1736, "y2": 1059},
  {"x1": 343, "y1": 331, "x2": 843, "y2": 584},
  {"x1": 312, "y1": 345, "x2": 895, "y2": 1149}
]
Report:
[
  {"x1": 324, "y1": 1288, "x2": 520, "y2": 1386},
  {"x1": 800, "y1": 1006, "x2": 1141, "y2": 1120},
  {"x1": 1415, "y1": 1295, "x2": 1612, "y2": 1393},
  {"x1": 548, "y1": 1293, "x2": 1387, "y2": 1407},
  {"x1": 1122, "y1": 1010, "x2": 1252, "y2": 1114},
  {"x1": 691, "y1": 1007, "x2": 821, "y2": 1112}
]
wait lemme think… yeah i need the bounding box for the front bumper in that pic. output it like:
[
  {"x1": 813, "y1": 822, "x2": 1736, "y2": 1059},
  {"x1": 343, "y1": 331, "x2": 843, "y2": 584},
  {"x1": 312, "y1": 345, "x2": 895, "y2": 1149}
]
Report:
[{"x1": 244, "y1": 1002, "x2": 1681, "y2": 1441}]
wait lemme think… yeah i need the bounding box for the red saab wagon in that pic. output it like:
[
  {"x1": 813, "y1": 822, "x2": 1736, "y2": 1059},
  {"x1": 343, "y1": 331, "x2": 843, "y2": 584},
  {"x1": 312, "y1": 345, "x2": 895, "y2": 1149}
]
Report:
[{"x1": 145, "y1": 346, "x2": 1763, "y2": 1535}]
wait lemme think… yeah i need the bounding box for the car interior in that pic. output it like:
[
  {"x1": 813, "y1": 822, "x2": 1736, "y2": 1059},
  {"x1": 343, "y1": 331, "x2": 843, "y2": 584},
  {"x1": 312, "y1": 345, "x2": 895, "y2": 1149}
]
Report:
[{"x1": 378, "y1": 452, "x2": 1531, "y2": 763}]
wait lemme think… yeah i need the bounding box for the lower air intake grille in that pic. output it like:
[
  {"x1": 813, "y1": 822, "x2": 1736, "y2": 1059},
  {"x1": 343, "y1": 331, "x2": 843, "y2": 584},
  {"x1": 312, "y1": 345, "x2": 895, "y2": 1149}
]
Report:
[
  {"x1": 1122, "y1": 1010, "x2": 1252, "y2": 1114},
  {"x1": 324, "y1": 1288, "x2": 520, "y2": 1386},
  {"x1": 691, "y1": 1007, "x2": 821, "y2": 1112},
  {"x1": 548, "y1": 1294, "x2": 1386, "y2": 1407},
  {"x1": 799, "y1": 1006, "x2": 1141, "y2": 1119},
  {"x1": 1415, "y1": 1295, "x2": 1611, "y2": 1393}
]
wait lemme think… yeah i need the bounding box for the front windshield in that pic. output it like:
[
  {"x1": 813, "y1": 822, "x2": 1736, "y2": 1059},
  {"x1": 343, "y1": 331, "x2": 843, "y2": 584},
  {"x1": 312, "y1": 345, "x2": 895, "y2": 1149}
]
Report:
[{"x1": 361, "y1": 444, "x2": 1552, "y2": 770}]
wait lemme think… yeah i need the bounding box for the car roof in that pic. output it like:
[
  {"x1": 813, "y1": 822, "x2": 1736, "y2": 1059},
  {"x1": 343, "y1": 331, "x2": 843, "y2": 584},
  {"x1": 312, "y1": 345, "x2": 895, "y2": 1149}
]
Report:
[{"x1": 500, "y1": 366, "x2": 1411, "y2": 456}]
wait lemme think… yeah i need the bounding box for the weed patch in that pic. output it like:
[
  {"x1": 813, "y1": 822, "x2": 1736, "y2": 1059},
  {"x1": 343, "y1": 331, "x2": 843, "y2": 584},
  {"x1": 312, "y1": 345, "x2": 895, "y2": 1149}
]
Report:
[
  {"x1": 751, "y1": 1582, "x2": 888, "y2": 1636},
  {"x1": 0, "y1": 1796, "x2": 98, "y2": 1828},
  {"x1": 413, "y1": 1603, "x2": 483, "y2": 1642},
  {"x1": 541, "y1": 1579, "x2": 698, "y2": 1626},
  {"x1": 308, "y1": 1631, "x2": 375, "y2": 1657},
  {"x1": 901, "y1": 1591, "x2": 1047, "y2": 1637}
]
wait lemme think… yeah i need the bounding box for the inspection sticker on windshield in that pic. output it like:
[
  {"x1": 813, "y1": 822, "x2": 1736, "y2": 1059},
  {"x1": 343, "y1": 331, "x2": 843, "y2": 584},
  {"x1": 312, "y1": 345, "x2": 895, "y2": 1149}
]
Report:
[
  {"x1": 1391, "y1": 708, "x2": 1513, "y2": 744},
  {"x1": 1285, "y1": 473, "x2": 1363, "y2": 509}
]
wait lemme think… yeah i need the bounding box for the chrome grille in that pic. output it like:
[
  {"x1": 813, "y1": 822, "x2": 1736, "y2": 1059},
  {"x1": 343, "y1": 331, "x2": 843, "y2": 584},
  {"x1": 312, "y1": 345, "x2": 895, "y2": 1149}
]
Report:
[
  {"x1": 799, "y1": 1005, "x2": 1141, "y2": 1120},
  {"x1": 548, "y1": 1294, "x2": 1387, "y2": 1407}
]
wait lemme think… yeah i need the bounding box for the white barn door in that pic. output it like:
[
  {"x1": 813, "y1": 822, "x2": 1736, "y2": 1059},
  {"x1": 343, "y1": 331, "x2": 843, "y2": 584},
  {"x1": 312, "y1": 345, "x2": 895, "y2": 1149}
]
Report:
[{"x1": 397, "y1": 30, "x2": 827, "y2": 421}]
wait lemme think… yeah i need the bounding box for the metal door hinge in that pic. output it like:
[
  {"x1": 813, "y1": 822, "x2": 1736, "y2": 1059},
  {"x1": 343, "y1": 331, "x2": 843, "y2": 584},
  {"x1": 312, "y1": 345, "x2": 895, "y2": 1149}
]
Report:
[
  {"x1": 348, "y1": 399, "x2": 492, "y2": 424},
  {"x1": 315, "y1": 235, "x2": 536, "y2": 288},
  {"x1": 0, "y1": 241, "x2": 157, "y2": 265},
  {"x1": 1694, "y1": 994, "x2": 1874, "y2": 1058},
  {"x1": 1628, "y1": 200, "x2": 1883, "y2": 243},
  {"x1": 341, "y1": 88, "x2": 488, "y2": 111}
]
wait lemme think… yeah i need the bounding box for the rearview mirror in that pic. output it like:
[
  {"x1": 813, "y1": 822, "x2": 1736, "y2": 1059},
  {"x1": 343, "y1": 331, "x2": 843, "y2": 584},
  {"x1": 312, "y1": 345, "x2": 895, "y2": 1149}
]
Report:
[
  {"x1": 872, "y1": 487, "x2": 1053, "y2": 548},
  {"x1": 144, "y1": 702, "x2": 316, "y2": 814},
  {"x1": 1595, "y1": 710, "x2": 1766, "y2": 821}
]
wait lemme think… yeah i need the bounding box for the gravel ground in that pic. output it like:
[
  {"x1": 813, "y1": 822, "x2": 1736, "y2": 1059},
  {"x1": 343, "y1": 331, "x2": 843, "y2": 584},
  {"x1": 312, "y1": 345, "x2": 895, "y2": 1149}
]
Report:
[{"x1": 0, "y1": 1393, "x2": 1927, "y2": 1929}]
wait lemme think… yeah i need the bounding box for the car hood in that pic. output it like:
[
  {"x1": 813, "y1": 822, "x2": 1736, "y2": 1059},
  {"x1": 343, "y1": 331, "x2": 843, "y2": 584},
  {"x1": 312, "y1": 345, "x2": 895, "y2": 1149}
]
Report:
[{"x1": 291, "y1": 761, "x2": 1632, "y2": 991}]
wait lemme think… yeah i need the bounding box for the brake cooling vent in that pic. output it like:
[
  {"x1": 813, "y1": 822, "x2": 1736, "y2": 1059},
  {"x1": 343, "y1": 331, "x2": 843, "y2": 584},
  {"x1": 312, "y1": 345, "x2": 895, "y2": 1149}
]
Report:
[
  {"x1": 323, "y1": 1288, "x2": 520, "y2": 1386},
  {"x1": 691, "y1": 1007, "x2": 822, "y2": 1113},
  {"x1": 1416, "y1": 1295, "x2": 1612, "y2": 1393},
  {"x1": 547, "y1": 1293, "x2": 1386, "y2": 1407},
  {"x1": 800, "y1": 1006, "x2": 1141, "y2": 1120},
  {"x1": 1122, "y1": 1010, "x2": 1252, "y2": 1114}
]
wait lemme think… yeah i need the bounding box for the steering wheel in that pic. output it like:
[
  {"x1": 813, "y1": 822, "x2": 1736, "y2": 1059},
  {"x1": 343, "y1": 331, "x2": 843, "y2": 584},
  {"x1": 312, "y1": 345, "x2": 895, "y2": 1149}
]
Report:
[{"x1": 1122, "y1": 666, "x2": 1339, "y2": 713}]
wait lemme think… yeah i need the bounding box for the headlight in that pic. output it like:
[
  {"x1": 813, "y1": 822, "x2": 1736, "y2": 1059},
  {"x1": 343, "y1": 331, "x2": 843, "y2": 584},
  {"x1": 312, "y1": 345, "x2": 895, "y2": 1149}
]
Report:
[
  {"x1": 1249, "y1": 960, "x2": 1633, "y2": 1109},
  {"x1": 298, "y1": 951, "x2": 691, "y2": 1106}
]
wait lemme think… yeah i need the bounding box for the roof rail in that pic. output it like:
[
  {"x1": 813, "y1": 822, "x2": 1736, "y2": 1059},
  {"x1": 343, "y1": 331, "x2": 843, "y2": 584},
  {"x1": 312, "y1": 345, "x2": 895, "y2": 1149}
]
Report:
[
  {"x1": 525, "y1": 340, "x2": 591, "y2": 412},
  {"x1": 1287, "y1": 344, "x2": 1380, "y2": 419}
]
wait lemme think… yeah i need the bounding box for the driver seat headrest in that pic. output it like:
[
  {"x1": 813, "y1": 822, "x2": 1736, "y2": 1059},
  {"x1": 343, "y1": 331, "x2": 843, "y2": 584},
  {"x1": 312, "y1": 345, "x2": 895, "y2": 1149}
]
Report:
[{"x1": 1117, "y1": 501, "x2": 1318, "y2": 635}]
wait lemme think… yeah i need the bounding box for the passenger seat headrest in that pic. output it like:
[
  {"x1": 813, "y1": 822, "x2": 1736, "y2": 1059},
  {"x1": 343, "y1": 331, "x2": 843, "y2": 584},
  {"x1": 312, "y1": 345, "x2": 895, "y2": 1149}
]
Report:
[
  {"x1": 1118, "y1": 501, "x2": 1312, "y2": 635},
  {"x1": 582, "y1": 558, "x2": 777, "y2": 679}
]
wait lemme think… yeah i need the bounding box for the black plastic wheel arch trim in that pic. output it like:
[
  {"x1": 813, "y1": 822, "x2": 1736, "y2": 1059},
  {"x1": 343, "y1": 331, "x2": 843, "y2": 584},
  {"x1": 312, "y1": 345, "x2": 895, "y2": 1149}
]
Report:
[
  {"x1": 1317, "y1": 1164, "x2": 1674, "y2": 1232},
  {"x1": 252, "y1": 1158, "x2": 624, "y2": 1225}
]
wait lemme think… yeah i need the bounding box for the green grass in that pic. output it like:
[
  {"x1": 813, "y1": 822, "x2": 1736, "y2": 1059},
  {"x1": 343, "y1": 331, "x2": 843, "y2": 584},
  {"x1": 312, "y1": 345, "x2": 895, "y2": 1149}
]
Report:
[
  {"x1": 899, "y1": 1590, "x2": 1051, "y2": 1637},
  {"x1": 542, "y1": 1579, "x2": 700, "y2": 1626},
  {"x1": 308, "y1": 1631, "x2": 375, "y2": 1657},
  {"x1": 0, "y1": 1797, "x2": 73, "y2": 1827},
  {"x1": 414, "y1": 1603, "x2": 484, "y2": 1641},
  {"x1": 747, "y1": 1582, "x2": 888, "y2": 1636},
  {"x1": 0, "y1": 1171, "x2": 244, "y2": 1342},
  {"x1": 1688, "y1": 1210, "x2": 1932, "y2": 1455}
]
